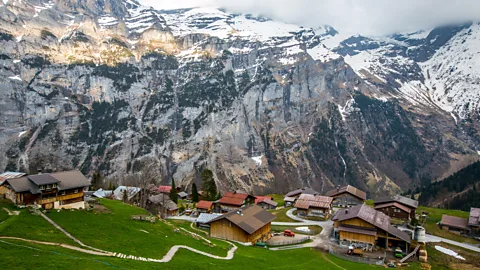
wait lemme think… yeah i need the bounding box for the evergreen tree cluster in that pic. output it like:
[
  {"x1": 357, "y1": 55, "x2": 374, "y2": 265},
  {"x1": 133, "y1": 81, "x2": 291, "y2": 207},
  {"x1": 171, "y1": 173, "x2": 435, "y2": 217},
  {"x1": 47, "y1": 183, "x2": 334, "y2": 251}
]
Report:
[{"x1": 418, "y1": 161, "x2": 480, "y2": 211}]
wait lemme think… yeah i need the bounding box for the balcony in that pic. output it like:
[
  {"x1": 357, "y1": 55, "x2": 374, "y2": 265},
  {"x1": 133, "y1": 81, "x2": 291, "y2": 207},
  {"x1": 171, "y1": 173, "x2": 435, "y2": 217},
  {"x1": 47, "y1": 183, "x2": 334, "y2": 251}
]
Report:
[{"x1": 37, "y1": 192, "x2": 83, "y2": 205}]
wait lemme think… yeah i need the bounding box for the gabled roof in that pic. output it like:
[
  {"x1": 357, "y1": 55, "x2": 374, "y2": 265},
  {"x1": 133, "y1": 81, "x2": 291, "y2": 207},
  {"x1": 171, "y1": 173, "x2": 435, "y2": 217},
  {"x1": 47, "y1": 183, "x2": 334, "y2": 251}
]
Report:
[
  {"x1": 374, "y1": 202, "x2": 412, "y2": 214},
  {"x1": 285, "y1": 187, "x2": 320, "y2": 197},
  {"x1": 294, "y1": 194, "x2": 333, "y2": 210},
  {"x1": 113, "y1": 186, "x2": 141, "y2": 200},
  {"x1": 51, "y1": 170, "x2": 90, "y2": 191},
  {"x1": 283, "y1": 196, "x2": 296, "y2": 202},
  {"x1": 148, "y1": 194, "x2": 178, "y2": 211},
  {"x1": 374, "y1": 194, "x2": 418, "y2": 209},
  {"x1": 196, "y1": 200, "x2": 213, "y2": 209},
  {"x1": 27, "y1": 174, "x2": 60, "y2": 186},
  {"x1": 219, "y1": 192, "x2": 252, "y2": 206},
  {"x1": 207, "y1": 204, "x2": 275, "y2": 235},
  {"x1": 178, "y1": 191, "x2": 188, "y2": 197},
  {"x1": 254, "y1": 196, "x2": 273, "y2": 204},
  {"x1": 92, "y1": 189, "x2": 113, "y2": 198},
  {"x1": 256, "y1": 197, "x2": 278, "y2": 207},
  {"x1": 333, "y1": 204, "x2": 411, "y2": 243},
  {"x1": 5, "y1": 177, "x2": 40, "y2": 194},
  {"x1": 196, "y1": 213, "x2": 222, "y2": 224},
  {"x1": 441, "y1": 215, "x2": 470, "y2": 230},
  {"x1": 158, "y1": 186, "x2": 172, "y2": 193},
  {"x1": 325, "y1": 185, "x2": 367, "y2": 201},
  {"x1": 0, "y1": 172, "x2": 27, "y2": 185},
  {"x1": 469, "y1": 208, "x2": 480, "y2": 227}
]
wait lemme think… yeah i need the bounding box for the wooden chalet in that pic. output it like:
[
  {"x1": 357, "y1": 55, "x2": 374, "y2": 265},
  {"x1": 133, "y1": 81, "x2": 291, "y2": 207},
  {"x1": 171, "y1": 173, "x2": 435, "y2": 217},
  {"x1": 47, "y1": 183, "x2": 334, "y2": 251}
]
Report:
[
  {"x1": 283, "y1": 187, "x2": 320, "y2": 203},
  {"x1": 469, "y1": 208, "x2": 480, "y2": 235},
  {"x1": 440, "y1": 215, "x2": 470, "y2": 235},
  {"x1": 146, "y1": 194, "x2": 178, "y2": 216},
  {"x1": 0, "y1": 170, "x2": 90, "y2": 210},
  {"x1": 217, "y1": 191, "x2": 255, "y2": 213},
  {"x1": 255, "y1": 196, "x2": 277, "y2": 210},
  {"x1": 207, "y1": 204, "x2": 275, "y2": 244},
  {"x1": 196, "y1": 200, "x2": 214, "y2": 213},
  {"x1": 333, "y1": 204, "x2": 412, "y2": 252},
  {"x1": 374, "y1": 195, "x2": 418, "y2": 220},
  {"x1": 295, "y1": 194, "x2": 333, "y2": 219},
  {"x1": 325, "y1": 185, "x2": 366, "y2": 207}
]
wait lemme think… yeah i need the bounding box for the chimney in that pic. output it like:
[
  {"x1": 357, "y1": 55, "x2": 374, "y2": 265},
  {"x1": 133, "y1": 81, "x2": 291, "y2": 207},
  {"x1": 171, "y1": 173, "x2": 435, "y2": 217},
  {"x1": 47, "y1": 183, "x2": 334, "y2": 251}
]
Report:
[
  {"x1": 345, "y1": 209, "x2": 349, "y2": 214},
  {"x1": 37, "y1": 169, "x2": 42, "y2": 175}
]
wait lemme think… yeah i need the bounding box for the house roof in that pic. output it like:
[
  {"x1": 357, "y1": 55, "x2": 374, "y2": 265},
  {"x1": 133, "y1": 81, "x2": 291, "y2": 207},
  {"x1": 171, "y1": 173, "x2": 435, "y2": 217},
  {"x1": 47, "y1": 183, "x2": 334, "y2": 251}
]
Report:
[
  {"x1": 27, "y1": 174, "x2": 60, "y2": 186},
  {"x1": 219, "y1": 192, "x2": 252, "y2": 206},
  {"x1": 374, "y1": 195, "x2": 418, "y2": 209},
  {"x1": 294, "y1": 194, "x2": 333, "y2": 210},
  {"x1": 285, "y1": 187, "x2": 320, "y2": 197},
  {"x1": 254, "y1": 196, "x2": 273, "y2": 204},
  {"x1": 333, "y1": 204, "x2": 411, "y2": 243},
  {"x1": 158, "y1": 186, "x2": 172, "y2": 193},
  {"x1": 207, "y1": 204, "x2": 275, "y2": 235},
  {"x1": 469, "y1": 208, "x2": 480, "y2": 227},
  {"x1": 5, "y1": 177, "x2": 40, "y2": 194},
  {"x1": 51, "y1": 171, "x2": 90, "y2": 191},
  {"x1": 113, "y1": 186, "x2": 141, "y2": 200},
  {"x1": 148, "y1": 194, "x2": 178, "y2": 211},
  {"x1": 374, "y1": 202, "x2": 412, "y2": 214},
  {"x1": 196, "y1": 213, "x2": 222, "y2": 224},
  {"x1": 0, "y1": 172, "x2": 26, "y2": 185},
  {"x1": 441, "y1": 215, "x2": 470, "y2": 230},
  {"x1": 325, "y1": 185, "x2": 367, "y2": 201},
  {"x1": 196, "y1": 200, "x2": 213, "y2": 209},
  {"x1": 178, "y1": 191, "x2": 188, "y2": 197},
  {"x1": 92, "y1": 189, "x2": 113, "y2": 198},
  {"x1": 256, "y1": 197, "x2": 278, "y2": 207},
  {"x1": 283, "y1": 196, "x2": 296, "y2": 202}
]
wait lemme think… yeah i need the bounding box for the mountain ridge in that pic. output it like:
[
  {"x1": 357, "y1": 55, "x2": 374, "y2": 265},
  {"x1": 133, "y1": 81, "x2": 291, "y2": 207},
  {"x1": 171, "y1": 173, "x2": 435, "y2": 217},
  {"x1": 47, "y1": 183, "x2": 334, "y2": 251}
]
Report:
[{"x1": 0, "y1": 0, "x2": 478, "y2": 198}]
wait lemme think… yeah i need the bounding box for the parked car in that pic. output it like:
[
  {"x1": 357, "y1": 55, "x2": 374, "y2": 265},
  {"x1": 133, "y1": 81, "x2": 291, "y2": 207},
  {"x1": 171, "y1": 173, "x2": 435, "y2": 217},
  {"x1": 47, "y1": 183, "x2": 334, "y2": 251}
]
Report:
[{"x1": 284, "y1": 230, "x2": 295, "y2": 237}]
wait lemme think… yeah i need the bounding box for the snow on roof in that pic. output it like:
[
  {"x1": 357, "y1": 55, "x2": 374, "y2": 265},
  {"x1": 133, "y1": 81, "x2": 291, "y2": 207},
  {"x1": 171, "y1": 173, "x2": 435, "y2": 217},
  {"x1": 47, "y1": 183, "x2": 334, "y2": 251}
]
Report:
[{"x1": 196, "y1": 213, "x2": 222, "y2": 224}]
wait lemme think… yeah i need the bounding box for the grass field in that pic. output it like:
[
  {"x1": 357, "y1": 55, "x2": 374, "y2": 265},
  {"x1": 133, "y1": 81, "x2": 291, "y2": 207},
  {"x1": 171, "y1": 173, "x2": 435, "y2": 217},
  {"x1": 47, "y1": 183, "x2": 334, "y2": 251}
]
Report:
[
  {"x1": 267, "y1": 194, "x2": 285, "y2": 206},
  {"x1": 0, "y1": 198, "x2": 386, "y2": 269},
  {"x1": 271, "y1": 225, "x2": 322, "y2": 235},
  {"x1": 418, "y1": 206, "x2": 478, "y2": 244},
  {"x1": 268, "y1": 207, "x2": 299, "y2": 222}
]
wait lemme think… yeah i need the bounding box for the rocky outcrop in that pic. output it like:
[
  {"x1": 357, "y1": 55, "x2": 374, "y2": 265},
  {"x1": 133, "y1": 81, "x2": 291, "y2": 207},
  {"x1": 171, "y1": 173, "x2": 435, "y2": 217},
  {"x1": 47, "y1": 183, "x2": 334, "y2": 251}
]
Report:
[{"x1": 0, "y1": 2, "x2": 478, "y2": 198}]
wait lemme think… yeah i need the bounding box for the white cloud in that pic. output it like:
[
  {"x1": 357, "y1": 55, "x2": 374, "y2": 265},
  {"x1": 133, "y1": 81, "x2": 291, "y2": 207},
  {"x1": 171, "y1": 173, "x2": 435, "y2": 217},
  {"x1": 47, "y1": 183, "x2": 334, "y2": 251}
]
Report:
[{"x1": 139, "y1": 0, "x2": 480, "y2": 35}]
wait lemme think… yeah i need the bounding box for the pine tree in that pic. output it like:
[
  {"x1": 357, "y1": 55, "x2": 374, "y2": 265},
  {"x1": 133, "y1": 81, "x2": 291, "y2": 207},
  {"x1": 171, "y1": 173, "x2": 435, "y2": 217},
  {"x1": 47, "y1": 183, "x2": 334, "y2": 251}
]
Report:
[
  {"x1": 191, "y1": 183, "x2": 199, "y2": 203},
  {"x1": 201, "y1": 169, "x2": 217, "y2": 201},
  {"x1": 170, "y1": 177, "x2": 178, "y2": 203}
]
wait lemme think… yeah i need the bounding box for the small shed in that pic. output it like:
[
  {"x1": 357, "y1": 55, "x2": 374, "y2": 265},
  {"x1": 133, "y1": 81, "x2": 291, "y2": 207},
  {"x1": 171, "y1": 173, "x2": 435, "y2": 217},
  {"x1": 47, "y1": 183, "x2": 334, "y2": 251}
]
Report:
[
  {"x1": 439, "y1": 215, "x2": 470, "y2": 235},
  {"x1": 196, "y1": 200, "x2": 214, "y2": 213},
  {"x1": 178, "y1": 191, "x2": 188, "y2": 200}
]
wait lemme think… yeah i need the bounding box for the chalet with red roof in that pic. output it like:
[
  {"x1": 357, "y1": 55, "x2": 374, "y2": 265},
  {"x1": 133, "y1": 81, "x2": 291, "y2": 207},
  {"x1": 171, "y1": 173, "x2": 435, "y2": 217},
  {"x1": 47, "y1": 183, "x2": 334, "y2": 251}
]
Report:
[
  {"x1": 217, "y1": 191, "x2": 255, "y2": 213},
  {"x1": 196, "y1": 200, "x2": 214, "y2": 213}
]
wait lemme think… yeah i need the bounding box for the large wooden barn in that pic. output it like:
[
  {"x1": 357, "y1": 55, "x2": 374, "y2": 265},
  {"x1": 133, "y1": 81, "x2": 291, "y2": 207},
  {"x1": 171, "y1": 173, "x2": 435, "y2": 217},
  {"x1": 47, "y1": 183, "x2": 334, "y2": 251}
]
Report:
[
  {"x1": 333, "y1": 204, "x2": 411, "y2": 252},
  {"x1": 325, "y1": 185, "x2": 367, "y2": 207},
  {"x1": 207, "y1": 204, "x2": 275, "y2": 244}
]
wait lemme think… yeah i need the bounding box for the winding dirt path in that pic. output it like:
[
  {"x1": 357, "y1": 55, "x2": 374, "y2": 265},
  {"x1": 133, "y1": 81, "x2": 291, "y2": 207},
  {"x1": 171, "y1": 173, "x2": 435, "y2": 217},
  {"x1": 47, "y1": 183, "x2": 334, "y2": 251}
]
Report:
[{"x1": 2, "y1": 213, "x2": 238, "y2": 263}]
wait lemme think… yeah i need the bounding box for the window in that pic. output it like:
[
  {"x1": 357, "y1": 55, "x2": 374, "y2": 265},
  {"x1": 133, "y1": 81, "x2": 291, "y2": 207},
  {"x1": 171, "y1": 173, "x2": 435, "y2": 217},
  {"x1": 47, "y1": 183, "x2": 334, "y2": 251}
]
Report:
[
  {"x1": 46, "y1": 184, "x2": 52, "y2": 190},
  {"x1": 74, "y1": 189, "x2": 78, "y2": 194},
  {"x1": 39, "y1": 186, "x2": 45, "y2": 190},
  {"x1": 60, "y1": 191, "x2": 66, "y2": 196},
  {"x1": 52, "y1": 184, "x2": 57, "y2": 188}
]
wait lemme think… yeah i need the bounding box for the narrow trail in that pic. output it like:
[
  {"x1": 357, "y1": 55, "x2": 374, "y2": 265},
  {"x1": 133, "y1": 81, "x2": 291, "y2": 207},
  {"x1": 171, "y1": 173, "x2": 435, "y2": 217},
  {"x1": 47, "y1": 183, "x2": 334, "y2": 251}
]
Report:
[{"x1": 5, "y1": 213, "x2": 239, "y2": 263}]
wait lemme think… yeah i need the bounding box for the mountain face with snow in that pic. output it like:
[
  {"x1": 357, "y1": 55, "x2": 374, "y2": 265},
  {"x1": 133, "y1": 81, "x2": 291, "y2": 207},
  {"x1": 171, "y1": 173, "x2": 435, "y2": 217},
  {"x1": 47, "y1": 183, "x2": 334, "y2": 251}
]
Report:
[{"x1": 0, "y1": 0, "x2": 478, "y2": 197}]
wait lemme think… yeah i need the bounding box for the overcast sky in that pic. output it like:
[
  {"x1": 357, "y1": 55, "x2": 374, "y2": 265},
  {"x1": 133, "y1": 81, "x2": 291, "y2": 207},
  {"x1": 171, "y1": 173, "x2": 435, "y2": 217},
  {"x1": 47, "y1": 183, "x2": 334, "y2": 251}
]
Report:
[{"x1": 140, "y1": 0, "x2": 480, "y2": 35}]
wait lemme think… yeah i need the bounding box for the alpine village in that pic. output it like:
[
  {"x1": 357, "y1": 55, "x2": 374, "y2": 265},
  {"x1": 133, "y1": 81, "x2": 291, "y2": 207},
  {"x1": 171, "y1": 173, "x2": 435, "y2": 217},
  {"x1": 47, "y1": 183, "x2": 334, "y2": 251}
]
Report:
[{"x1": 0, "y1": 1, "x2": 480, "y2": 270}]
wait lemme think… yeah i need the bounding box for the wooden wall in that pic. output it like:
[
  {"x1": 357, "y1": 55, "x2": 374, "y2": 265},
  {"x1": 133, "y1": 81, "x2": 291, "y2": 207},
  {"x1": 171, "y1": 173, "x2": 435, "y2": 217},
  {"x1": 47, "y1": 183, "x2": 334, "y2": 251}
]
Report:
[
  {"x1": 210, "y1": 219, "x2": 248, "y2": 242},
  {"x1": 342, "y1": 218, "x2": 375, "y2": 228},
  {"x1": 376, "y1": 206, "x2": 411, "y2": 220},
  {"x1": 332, "y1": 194, "x2": 363, "y2": 206},
  {"x1": 210, "y1": 220, "x2": 272, "y2": 244},
  {"x1": 339, "y1": 231, "x2": 375, "y2": 245}
]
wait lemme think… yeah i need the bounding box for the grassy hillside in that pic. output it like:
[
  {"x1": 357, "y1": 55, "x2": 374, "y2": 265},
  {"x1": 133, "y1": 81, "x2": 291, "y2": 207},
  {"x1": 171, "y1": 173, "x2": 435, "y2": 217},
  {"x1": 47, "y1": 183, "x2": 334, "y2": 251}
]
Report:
[
  {"x1": 0, "y1": 199, "x2": 385, "y2": 269},
  {"x1": 418, "y1": 206, "x2": 477, "y2": 244}
]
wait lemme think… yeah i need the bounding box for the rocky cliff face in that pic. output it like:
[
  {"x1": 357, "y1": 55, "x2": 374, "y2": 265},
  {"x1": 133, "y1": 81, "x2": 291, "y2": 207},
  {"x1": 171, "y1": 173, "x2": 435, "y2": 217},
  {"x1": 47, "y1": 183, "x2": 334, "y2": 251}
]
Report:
[{"x1": 0, "y1": 0, "x2": 478, "y2": 197}]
